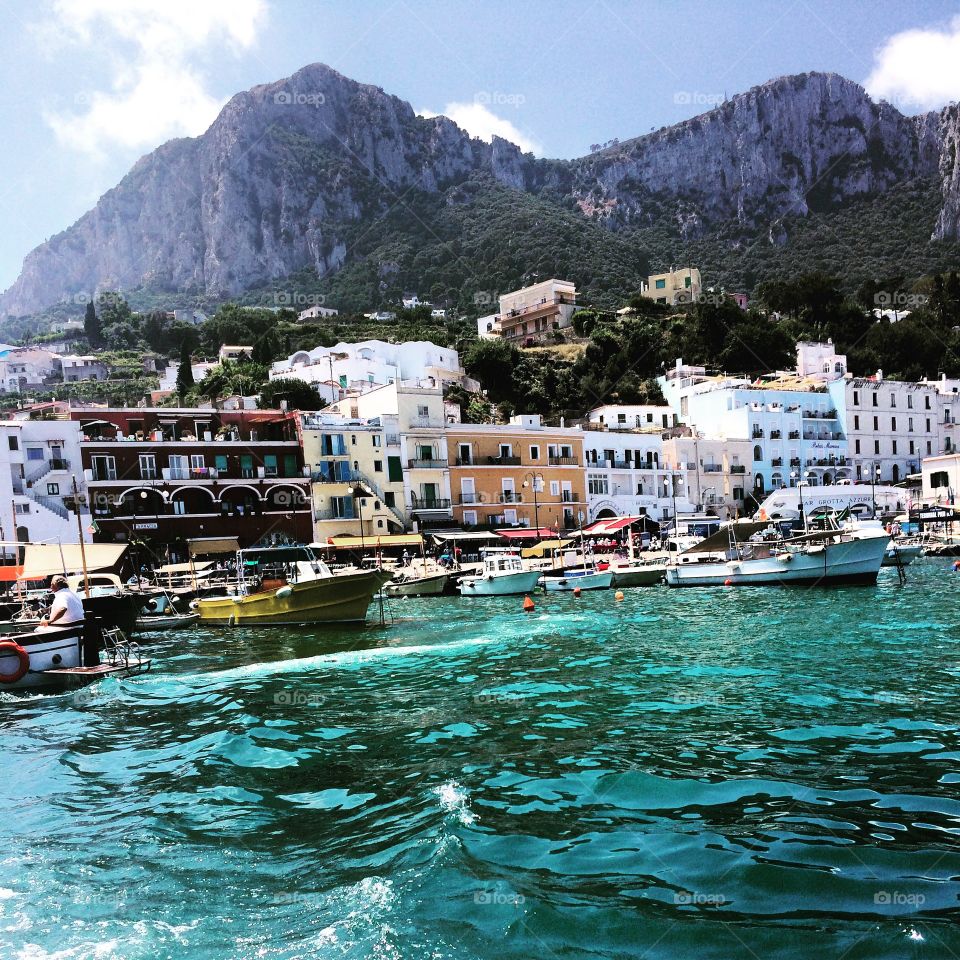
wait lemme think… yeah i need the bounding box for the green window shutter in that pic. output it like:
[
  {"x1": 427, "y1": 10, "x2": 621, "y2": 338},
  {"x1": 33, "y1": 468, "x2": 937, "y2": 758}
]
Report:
[
  {"x1": 388, "y1": 456, "x2": 403, "y2": 482},
  {"x1": 283, "y1": 454, "x2": 297, "y2": 477},
  {"x1": 215, "y1": 455, "x2": 228, "y2": 472}
]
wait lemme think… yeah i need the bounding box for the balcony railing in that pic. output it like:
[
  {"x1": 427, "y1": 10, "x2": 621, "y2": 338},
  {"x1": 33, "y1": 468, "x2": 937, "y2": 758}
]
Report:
[
  {"x1": 455, "y1": 456, "x2": 473, "y2": 465},
  {"x1": 788, "y1": 431, "x2": 800, "y2": 440},
  {"x1": 498, "y1": 492, "x2": 523, "y2": 503},
  {"x1": 549, "y1": 456, "x2": 578, "y2": 466},
  {"x1": 730, "y1": 465, "x2": 746, "y2": 474},
  {"x1": 703, "y1": 464, "x2": 722, "y2": 473},
  {"x1": 486, "y1": 455, "x2": 521, "y2": 465},
  {"x1": 770, "y1": 431, "x2": 782, "y2": 440},
  {"x1": 771, "y1": 458, "x2": 783, "y2": 467},
  {"x1": 560, "y1": 491, "x2": 580, "y2": 503},
  {"x1": 410, "y1": 498, "x2": 452, "y2": 511},
  {"x1": 408, "y1": 459, "x2": 448, "y2": 469}
]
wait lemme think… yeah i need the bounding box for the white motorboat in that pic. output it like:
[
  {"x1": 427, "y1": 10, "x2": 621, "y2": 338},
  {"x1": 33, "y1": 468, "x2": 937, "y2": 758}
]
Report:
[
  {"x1": 882, "y1": 540, "x2": 925, "y2": 567},
  {"x1": 458, "y1": 550, "x2": 542, "y2": 597},
  {"x1": 665, "y1": 517, "x2": 890, "y2": 587},
  {"x1": 0, "y1": 621, "x2": 150, "y2": 692}
]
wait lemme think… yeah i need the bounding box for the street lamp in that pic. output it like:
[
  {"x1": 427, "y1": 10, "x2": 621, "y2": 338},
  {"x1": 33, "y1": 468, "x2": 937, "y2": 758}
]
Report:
[
  {"x1": 871, "y1": 463, "x2": 882, "y2": 519},
  {"x1": 522, "y1": 471, "x2": 544, "y2": 541}
]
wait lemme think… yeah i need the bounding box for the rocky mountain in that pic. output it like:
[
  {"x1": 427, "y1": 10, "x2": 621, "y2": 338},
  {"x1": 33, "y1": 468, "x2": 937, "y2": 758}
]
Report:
[{"x1": 3, "y1": 65, "x2": 960, "y2": 317}]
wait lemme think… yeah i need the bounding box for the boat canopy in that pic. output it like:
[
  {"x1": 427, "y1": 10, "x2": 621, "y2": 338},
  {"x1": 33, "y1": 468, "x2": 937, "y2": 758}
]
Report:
[
  {"x1": 496, "y1": 528, "x2": 556, "y2": 540},
  {"x1": 156, "y1": 560, "x2": 215, "y2": 574},
  {"x1": 20, "y1": 543, "x2": 127, "y2": 580},
  {"x1": 430, "y1": 531, "x2": 502, "y2": 542},
  {"x1": 680, "y1": 520, "x2": 781, "y2": 555},
  {"x1": 188, "y1": 537, "x2": 240, "y2": 557},
  {"x1": 582, "y1": 516, "x2": 648, "y2": 535},
  {"x1": 239, "y1": 545, "x2": 319, "y2": 565}
]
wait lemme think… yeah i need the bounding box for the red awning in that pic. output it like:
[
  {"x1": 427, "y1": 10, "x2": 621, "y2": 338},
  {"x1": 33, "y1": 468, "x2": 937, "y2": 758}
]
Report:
[
  {"x1": 0, "y1": 565, "x2": 24, "y2": 582},
  {"x1": 495, "y1": 528, "x2": 556, "y2": 540},
  {"x1": 582, "y1": 516, "x2": 644, "y2": 535}
]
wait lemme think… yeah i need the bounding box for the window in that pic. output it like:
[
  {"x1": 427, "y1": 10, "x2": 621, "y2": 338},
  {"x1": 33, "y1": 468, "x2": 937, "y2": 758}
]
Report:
[
  {"x1": 890, "y1": 393, "x2": 896, "y2": 408},
  {"x1": 873, "y1": 416, "x2": 879, "y2": 430},
  {"x1": 504, "y1": 508, "x2": 518, "y2": 525},
  {"x1": 499, "y1": 444, "x2": 512, "y2": 458},
  {"x1": 139, "y1": 454, "x2": 157, "y2": 480},
  {"x1": 90, "y1": 455, "x2": 117, "y2": 481},
  {"x1": 417, "y1": 405, "x2": 430, "y2": 418},
  {"x1": 854, "y1": 415, "x2": 859, "y2": 430},
  {"x1": 373, "y1": 460, "x2": 383, "y2": 472},
  {"x1": 927, "y1": 441, "x2": 932, "y2": 454},
  {"x1": 907, "y1": 395, "x2": 913, "y2": 409},
  {"x1": 853, "y1": 391, "x2": 859, "y2": 406},
  {"x1": 874, "y1": 440, "x2": 880, "y2": 454},
  {"x1": 753, "y1": 445, "x2": 763, "y2": 461},
  {"x1": 908, "y1": 417, "x2": 914, "y2": 431},
  {"x1": 172, "y1": 499, "x2": 186, "y2": 515},
  {"x1": 588, "y1": 474, "x2": 609, "y2": 496},
  {"x1": 463, "y1": 510, "x2": 477, "y2": 525},
  {"x1": 655, "y1": 278, "x2": 666, "y2": 289},
  {"x1": 931, "y1": 470, "x2": 950, "y2": 488},
  {"x1": 529, "y1": 445, "x2": 540, "y2": 461},
  {"x1": 685, "y1": 276, "x2": 691, "y2": 288},
  {"x1": 925, "y1": 396, "x2": 931, "y2": 410},
  {"x1": 372, "y1": 434, "x2": 381, "y2": 447},
  {"x1": 46, "y1": 483, "x2": 59, "y2": 495},
  {"x1": 384, "y1": 492, "x2": 395, "y2": 508},
  {"x1": 330, "y1": 496, "x2": 355, "y2": 519},
  {"x1": 926, "y1": 418, "x2": 932, "y2": 432},
  {"x1": 855, "y1": 440, "x2": 861, "y2": 454},
  {"x1": 892, "y1": 440, "x2": 898, "y2": 454},
  {"x1": 351, "y1": 435, "x2": 357, "y2": 446},
  {"x1": 891, "y1": 417, "x2": 896, "y2": 431},
  {"x1": 909, "y1": 440, "x2": 915, "y2": 455},
  {"x1": 26, "y1": 448, "x2": 44, "y2": 461},
  {"x1": 872, "y1": 393, "x2": 878, "y2": 406},
  {"x1": 14, "y1": 503, "x2": 29, "y2": 515},
  {"x1": 190, "y1": 454, "x2": 205, "y2": 475},
  {"x1": 264, "y1": 455, "x2": 278, "y2": 478},
  {"x1": 240, "y1": 455, "x2": 254, "y2": 479},
  {"x1": 215, "y1": 454, "x2": 228, "y2": 473},
  {"x1": 550, "y1": 480, "x2": 560, "y2": 496}
]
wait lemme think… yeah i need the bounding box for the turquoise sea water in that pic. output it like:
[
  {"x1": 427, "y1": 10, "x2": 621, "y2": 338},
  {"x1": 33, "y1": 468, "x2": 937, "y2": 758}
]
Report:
[{"x1": 3, "y1": 561, "x2": 960, "y2": 958}]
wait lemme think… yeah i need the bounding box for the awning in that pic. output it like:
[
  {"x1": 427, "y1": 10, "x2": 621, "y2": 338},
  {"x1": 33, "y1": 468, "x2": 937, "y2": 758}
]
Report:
[
  {"x1": 496, "y1": 528, "x2": 556, "y2": 540},
  {"x1": 314, "y1": 534, "x2": 424, "y2": 550},
  {"x1": 157, "y1": 560, "x2": 215, "y2": 574},
  {"x1": 0, "y1": 565, "x2": 24, "y2": 582},
  {"x1": 430, "y1": 531, "x2": 503, "y2": 542},
  {"x1": 582, "y1": 516, "x2": 645, "y2": 535},
  {"x1": 188, "y1": 537, "x2": 240, "y2": 557},
  {"x1": 20, "y1": 543, "x2": 128, "y2": 580},
  {"x1": 521, "y1": 538, "x2": 575, "y2": 558}
]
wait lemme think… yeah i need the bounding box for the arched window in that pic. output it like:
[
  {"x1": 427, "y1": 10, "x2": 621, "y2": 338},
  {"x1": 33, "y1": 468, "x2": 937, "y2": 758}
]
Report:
[
  {"x1": 754, "y1": 474, "x2": 765, "y2": 493},
  {"x1": 753, "y1": 445, "x2": 763, "y2": 461},
  {"x1": 771, "y1": 472, "x2": 783, "y2": 488},
  {"x1": 892, "y1": 464, "x2": 900, "y2": 482}
]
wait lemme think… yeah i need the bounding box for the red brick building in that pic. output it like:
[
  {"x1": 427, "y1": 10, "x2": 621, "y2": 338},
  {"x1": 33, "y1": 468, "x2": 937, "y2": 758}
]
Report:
[{"x1": 74, "y1": 408, "x2": 312, "y2": 559}]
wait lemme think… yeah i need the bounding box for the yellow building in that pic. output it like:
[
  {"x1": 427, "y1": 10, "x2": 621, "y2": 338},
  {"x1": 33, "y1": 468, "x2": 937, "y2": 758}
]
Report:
[
  {"x1": 641, "y1": 267, "x2": 702, "y2": 305},
  {"x1": 299, "y1": 412, "x2": 407, "y2": 541},
  {"x1": 447, "y1": 415, "x2": 586, "y2": 531}
]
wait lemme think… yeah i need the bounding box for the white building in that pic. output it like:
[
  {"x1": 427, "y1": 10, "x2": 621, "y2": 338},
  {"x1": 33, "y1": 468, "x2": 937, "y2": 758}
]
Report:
[
  {"x1": 269, "y1": 340, "x2": 467, "y2": 396},
  {"x1": 0, "y1": 418, "x2": 91, "y2": 554},
  {"x1": 0, "y1": 348, "x2": 59, "y2": 393},
  {"x1": 157, "y1": 361, "x2": 220, "y2": 393},
  {"x1": 589, "y1": 404, "x2": 677, "y2": 432},
  {"x1": 297, "y1": 305, "x2": 339, "y2": 321},
  {"x1": 58, "y1": 355, "x2": 110, "y2": 382},
  {"x1": 477, "y1": 279, "x2": 578, "y2": 343}
]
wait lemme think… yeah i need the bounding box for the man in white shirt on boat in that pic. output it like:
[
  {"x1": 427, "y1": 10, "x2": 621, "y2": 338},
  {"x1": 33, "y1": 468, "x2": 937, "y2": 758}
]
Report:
[{"x1": 37, "y1": 576, "x2": 85, "y2": 631}]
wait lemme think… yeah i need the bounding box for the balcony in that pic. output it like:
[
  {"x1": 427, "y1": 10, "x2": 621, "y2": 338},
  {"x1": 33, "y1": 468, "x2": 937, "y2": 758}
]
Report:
[
  {"x1": 788, "y1": 431, "x2": 800, "y2": 440},
  {"x1": 770, "y1": 430, "x2": 781, "y2": 440},
  {"x1": 455, "y1": 456, "x2": 473, "y2": 466},
  {"x1": 549, "y1": 456, "x2": 579, "y2": 466},
  {"x1": 410, "y1": 497, "x2": 452, "y2": 512},
  {"x1": 771, "y1": 457, "x2": 783, "y2": 467},
  {"x1": 730, "y1": 465, "x2": 746, "y2": 474},
  {"x1": 703, "y1": 464, "x2": 723, "y2": 473},
  {"x1": 408, "y1": 459, "x2": 448, "y2": 469},
  {"x1": 90, "y1": 468, "x2": 118, "y2": 481},
  {"x1": 486, "y1": 455, "x2": 521, "y2": 466},
  {"x1": 560, "y1": 491, "x2": 580, "y2": 503},
  {"x1": 408, "y1": 417, "x2": 445, "y2": 429},
  {"x1": 751, "y1": 429, "x2": 764, "y2": 439},
  {"x1": 789, "y1": 457, "x2": 801, "y2": 466},
  {"x1": 498, "y1": 492, "x2": 523, "y2": 504},
  {"x1": 458, "y1": 493, "x2": 482, "y2": 505}
]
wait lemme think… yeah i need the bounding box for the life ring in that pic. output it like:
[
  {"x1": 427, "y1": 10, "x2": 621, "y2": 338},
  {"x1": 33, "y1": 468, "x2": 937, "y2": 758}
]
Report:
[{"x1": 0, "y1": 641, "x2": 30, "y2": 684}]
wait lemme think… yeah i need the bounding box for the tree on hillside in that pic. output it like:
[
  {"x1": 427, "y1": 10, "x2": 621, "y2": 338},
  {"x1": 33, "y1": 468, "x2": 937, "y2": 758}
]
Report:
[
  {"x1": 84, "y1": 301, "x2": 103, "y2": 346},
  {"x1": 258, "y1": 377, "x2": 326, "y2": 411},
  {"x1": 252, "y1": 331, "x2": 277, "y2": 365},
  {"x1": 175, "y1": 340, "x2": 194, "y2": 399},
  {"x1": 463, "y1": 338, "x2": 519, "y2": 401}
]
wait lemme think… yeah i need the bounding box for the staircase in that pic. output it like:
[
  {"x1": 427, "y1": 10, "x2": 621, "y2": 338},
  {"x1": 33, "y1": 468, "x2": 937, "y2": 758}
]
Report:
[
  {"x1": 26, "y1": 489, "x2": 71, "y2": 521},
  {"x1": 353, "y1": 471, "x2": 407, "y2": 529},
  {"x1": 25, "y1": 458, "x2": 68, "y2": 486}
]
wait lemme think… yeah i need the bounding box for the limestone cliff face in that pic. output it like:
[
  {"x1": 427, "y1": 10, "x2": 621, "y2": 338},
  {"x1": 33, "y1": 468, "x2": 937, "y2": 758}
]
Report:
[
  {"x1": 2, "y1": 67, "x2": 957, "y2": 316},
  {"x1": 933, "y1": 103, "x2": 960, "y2": 241},
  {"x1": 1, "y1": 63, "x2": 536, "y2": 315},
  {"x1": 566, "y1": 73, "x2": 940, "y2": 235}
]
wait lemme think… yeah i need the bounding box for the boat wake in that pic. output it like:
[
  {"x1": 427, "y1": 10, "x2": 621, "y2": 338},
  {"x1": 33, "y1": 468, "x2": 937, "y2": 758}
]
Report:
[{"x1": 436, "y1": 780, "x2": 477, "y2": 826}]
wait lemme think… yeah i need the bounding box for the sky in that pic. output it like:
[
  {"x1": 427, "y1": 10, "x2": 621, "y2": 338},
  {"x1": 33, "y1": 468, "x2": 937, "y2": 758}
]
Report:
[{"x1": 1, "y1": 0, "x2": 959, "y2": 291}]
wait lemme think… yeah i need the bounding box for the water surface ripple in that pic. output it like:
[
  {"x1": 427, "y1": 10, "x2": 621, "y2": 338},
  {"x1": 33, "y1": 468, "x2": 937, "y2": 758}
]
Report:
[{"x1": 3, "y1": 562, "x2": 960, "y2": 958}]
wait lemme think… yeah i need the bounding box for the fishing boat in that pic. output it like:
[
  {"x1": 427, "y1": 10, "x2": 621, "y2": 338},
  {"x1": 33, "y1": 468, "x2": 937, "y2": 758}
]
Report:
[
  {"x1": 665, "y1": 517, "x2": 890, "y2": 587},
  {"x1": 608, "y1": 561, "x2": 668, "y2": 587},
  {"x1": 0, "y1": 621, "x2": 150, "y2": 692},
  {"x1": 193, "y1": 545, "x2": 392, "y2": 625},
  {"x1": 541, "y1": 567, "x2": 613, "y2": 591},
  {"x1": 458, "y1": 549, "x2": 542, "y2": 597},
  {"x1": 383, "y1": 569, "x2": 449, "y2": 597}
]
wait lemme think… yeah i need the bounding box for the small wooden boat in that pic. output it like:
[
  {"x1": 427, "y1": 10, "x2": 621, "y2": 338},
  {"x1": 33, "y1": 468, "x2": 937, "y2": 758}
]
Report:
[
  {"x1": 134, "y1": 612, "x2": 200, "y2": 632},
  {"x1": 383, "y1": 571, "x2": 449, "y2": 597},
  {"x1": 609, "y1": 562, "x2": 668, "y2": 587}
]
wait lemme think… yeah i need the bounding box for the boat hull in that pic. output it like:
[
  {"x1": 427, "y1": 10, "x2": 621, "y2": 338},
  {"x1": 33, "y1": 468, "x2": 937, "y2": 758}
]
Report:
[
  {"x1": 195, "y1": 569, "x2": 391, "y2": 625},
  {"x1": 459, "y1": 570, "x2": 543, "y2": 596},
  {"x1": 134, "y1": 613, "x2": 200, "y2": 632},
  {"x1": 610, "y1": 565, "x2": 667, "y2": 587},
  {"x1": 665, "y1": 531, "x2": 889, "y2": 587},
  {"x1": 882, "y1": 544, "x2": 924, "y2": 566},
  {"x1": 383, "y1": 573, "x2": 449, "y2": 597},
  {"x1": 542, "y1": 571, "x2": 614, "y2": 591}
]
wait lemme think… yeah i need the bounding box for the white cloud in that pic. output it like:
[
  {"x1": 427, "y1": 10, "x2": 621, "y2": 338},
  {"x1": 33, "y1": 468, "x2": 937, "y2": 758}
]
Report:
[
  {"x1": 865, "y1": 16, "x2": 960, "y2": 111},
  {"x1": 42, "y1": 0, "x2": 267, "y2": 155},
  {"x1": 420, "y1": 101, "x2": 542, "y2": 155}
]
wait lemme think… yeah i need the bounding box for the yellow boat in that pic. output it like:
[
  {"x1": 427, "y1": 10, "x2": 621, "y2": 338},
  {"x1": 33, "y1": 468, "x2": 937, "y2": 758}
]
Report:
[{"x1": 194, "y1": 546, "x2": 392, "y2": 625}]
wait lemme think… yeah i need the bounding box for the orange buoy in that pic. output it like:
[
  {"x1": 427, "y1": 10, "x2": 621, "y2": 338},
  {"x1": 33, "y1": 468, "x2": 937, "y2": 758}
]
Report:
[
  {"x1": 724, "y1": 579, "x2": 734, "y2": 586},
  {"x1": 523, "y1": 595, "x2": 535, "y2": 612},
  {"x1": 615, "y1": 590, "x2": 624, "y2": 601},
  {"x1": 953, "y1": 561, "x2": 960, "y2": 572},
  {"x1": 573, "y1": 587, "x2": 582, "y2": 598}
]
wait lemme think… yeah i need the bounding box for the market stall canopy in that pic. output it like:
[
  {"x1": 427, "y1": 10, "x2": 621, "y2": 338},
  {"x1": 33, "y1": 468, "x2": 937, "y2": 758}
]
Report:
[
  {"x1": 315, "y1": 534, "x2": 424, "y2": 550},
  {"x1": 521, "y1": 538, "x2": 575, "y2": 559},
  {"x1": 496, "y1": 528, "x2": 556, "y2": 540},
  {"x1": 582, "y1": 516, "x2": 653, "y2": 535},
  {"x1": 430, "y1": 531, "x2": 503, "y2": 542},
  {"x1": 187, "y1": 537, "x2": 240, "y2": 557},
  {"x1": 20, "y1": 543, "x2": 127, "y2": 580}
]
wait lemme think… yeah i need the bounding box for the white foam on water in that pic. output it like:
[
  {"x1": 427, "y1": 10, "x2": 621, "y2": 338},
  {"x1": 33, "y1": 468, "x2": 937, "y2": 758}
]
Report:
[
  {"x1": 907, "y1": 928, "x2": 924, "y2": 942},
  {"x1": 436, "y1": 780, "x2": 476, "y2": 826}
]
